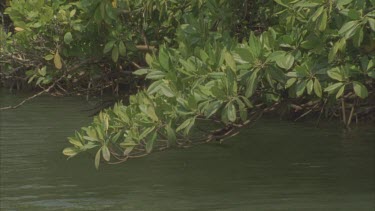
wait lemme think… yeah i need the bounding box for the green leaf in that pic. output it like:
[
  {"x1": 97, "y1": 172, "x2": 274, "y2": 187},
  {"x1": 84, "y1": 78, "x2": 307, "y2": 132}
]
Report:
[
  {"x1": 159, "y1": 47, "x2": 170, "y2": 70},
  {"x1": 133, "y1": 69, "x2": 150, "y2": 76},
  {"x1": 95, "y1": 149, "x2": 101, "y2": 170},
  {"x1": 339, "y1": 21, "x2": 359, "y2": 38},
  {"x1": 347, "y1": 9, "x2": 361, "y2": 20},
  {"x1": 318, "y1": 9, "x2": 328, "y2": 31},
  {"x1": 353, "y1": 81, "x2": 368, "y2": 98},
  {"x1": 70, "y1": 9, "x2": 76, "y2": 17},
  {"x1": 146, "y1": 70, "x2": 165, "y2": 80},
  {"x1": 145, "y1": 131, "x2": 157, "y2": 153},
  {"x1": 112, "y1": 46, "x2": 119, "y2": 62},
  {"x1": 103, "y1": 41, "x2": 116, "y2": 54},
  {"x1": 245, "y1": 70, "x2": 258, "y2": 98},
  {"x1": 179, "y1": 59, "x2": 196, "y2": 73},
  {"x1": 224, "y1": 52, "x2": 237, "y2": 72},
  {"x1": 83, "y1": 136, "x2": 99, "y2": 142},
  {"x1": 63, "y1": 147, "x2": 78, "y2": 157},
  {"x1": 160, "y1": 84, "x2": 175, "y2": 97},
  {"x1": 295, "y1": 2, "x2": 320, "y2": 7},
  {"x1": 176, "y1": 119, "x2": 190, "y2": 132},
  {"x1": 68, "y1": 137, "x2": 83, "y2": 147},
  {"x1": 339, "y1": 21, "x2": 358, "y2": 35},
  {"x1": 139, "y1": 126, "x2": 155, "y2": 140},
  {"x1": 327, "y1": 68, "x2": 344, "y2": 81},
  {"x1": 296, "y1": 80, "x2": 307, "y2": 97},
  {"x1": 324, "y1": 82, "x2": 344, "y2": 92},
  {"x1": 306, "y1": 79, "x2": 314, "y2": 95},
  {"x1": 249, "y1": 32, "x2": 261, "y2": 57},
  {"x1": 336, "y1": 85, "x2": 345, "y2": 99},
  {"x1": 38, "y1": 66, "x2": 46, "y2": 77},
  {"x1": 64, "y1": 32, "x2": 73, "y2": 45},
  {"x1": 240, "y1": 96, "x2": 253, "y2": 108},
  {"x1": 145, "y1": 53, "x2": 153, "y2": 66},
  {"x1": 328, "y1": 41, "x2": 339, "y2": 63},
  {"x1": 119, "y1": 41, "x2": 126, "y2": 56},
  {"x1": 204, "y1": 100, "x2": 222, "y2": 118},
  {"x1": 44, "y1": 54, "x2": 54, "y2": 61},
  {"x1": 233, "y1": 47, "x2": 253, "y2": 63},
  {"x1": 227, "y1": 102, "x2": 236, "y2": 122},
  {"x1": 123, "y1": 146, "x2": 135, "y2": 156},
  {"x1": 285, "y1": 78, "x2": 296, "y2": 88},
  {"x1": 314, "y1": 79, "x2": 322, "y2": 97},
  {"x1": 54, "y1": 50, "x2": 62, "y2": 69},
  {"x1": 311, "y1": 6, "x2": 324, "y2": 22},
  {"x1": 102, "y1": 145, "x2": 110, "y2": 161},
  {"x1": 336, "y1": 0, "x2": 353, "y2": 7},
  {"x1": 352, "y1": 27, "x2": 363, "y2": 47},
  {"x1": 147, "y1": 80, "x2": 163, "y2": 94},
  {"x1": 275, "y1": 53, "x2": 294, "y2": 70}
]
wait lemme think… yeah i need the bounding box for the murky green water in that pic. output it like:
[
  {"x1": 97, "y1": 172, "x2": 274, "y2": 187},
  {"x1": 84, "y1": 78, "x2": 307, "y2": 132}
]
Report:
[{"x1": 1, "y1": 90, "x2": 374, "y2": 210}]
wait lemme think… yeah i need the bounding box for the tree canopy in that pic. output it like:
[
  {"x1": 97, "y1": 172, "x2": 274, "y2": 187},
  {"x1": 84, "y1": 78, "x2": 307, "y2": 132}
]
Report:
[{"x1": 1, "y1": 0, "x2": 374, "y2": 169}]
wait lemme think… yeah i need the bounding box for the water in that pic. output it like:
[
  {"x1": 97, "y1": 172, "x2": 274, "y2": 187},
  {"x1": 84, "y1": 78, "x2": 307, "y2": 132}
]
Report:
[{"x1": 1, "y1": 90, "x2": 374, "y2": 210}]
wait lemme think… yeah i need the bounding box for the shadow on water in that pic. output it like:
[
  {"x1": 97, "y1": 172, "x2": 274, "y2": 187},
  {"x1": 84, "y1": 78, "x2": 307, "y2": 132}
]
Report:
[{"x1": 0, "y1": 90, "x2": 374, "y2": 210}]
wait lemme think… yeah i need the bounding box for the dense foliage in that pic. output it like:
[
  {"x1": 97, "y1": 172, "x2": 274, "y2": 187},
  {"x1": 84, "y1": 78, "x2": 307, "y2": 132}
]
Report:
[{"x1": 1, "y1": 0, "x2": 374, "y2": 168}]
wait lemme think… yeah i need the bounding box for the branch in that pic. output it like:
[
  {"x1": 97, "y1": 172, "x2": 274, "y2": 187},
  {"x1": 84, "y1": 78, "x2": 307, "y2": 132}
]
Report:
[{"x1": 0, "y1": 76, "x2": 63, "y2": 111}]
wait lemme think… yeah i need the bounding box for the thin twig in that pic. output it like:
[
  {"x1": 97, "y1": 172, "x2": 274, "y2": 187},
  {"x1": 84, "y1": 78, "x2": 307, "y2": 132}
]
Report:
[{"x1": 0, "y1": 76, "x2": 63, "y2": 111}]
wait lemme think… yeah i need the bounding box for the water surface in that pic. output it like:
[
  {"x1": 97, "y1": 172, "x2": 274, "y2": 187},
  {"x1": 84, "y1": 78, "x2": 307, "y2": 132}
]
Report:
[{"x1": 0, "y1": 90, "x2": 374, "y2": 210}]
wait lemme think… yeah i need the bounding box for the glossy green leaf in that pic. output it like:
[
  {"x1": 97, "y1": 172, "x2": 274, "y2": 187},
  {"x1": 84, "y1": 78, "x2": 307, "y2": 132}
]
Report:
[
  {"x1": 63, "y1": 147, "x2": 78, "y2": 157},
  {"x1": 102, "y1": 145, "x2": 110, "y2": 161},
  {"x1": 245, "y1": 71, "x2": 258, "y2": 98},
  {"x1": 327, "y1": 68, "x2": 344, "y2": 81},
  {"x1": 306, "y1": 79, "x2": 314, "y2": 95},
  {"x1": 227, "y1": 102, "x2": 236, "y2": 122},
  {"x1": 159, "y1": 48, "x2": 170, "y2": 70},
  {"x1": 353, "y1": 81, "x2": 368, "y2": 98},
  {"x1": 68, "y1": 137, "x2": 83, "y2": 147},
  {"x1": 146, "y1": 71, "x2": 165, "y2": 80},
  {"x1": 311, "y1": 6, "x2": 324, "y2": 22},
  {"x1": 275, "y1": 53, "x2": 294, "y2": 70},
  {"x1": 318, "y1": 10, "x2": 327, "y2": 31},
  {"x1": 176, "y1": 118, "x2": 192, "y2": 132},
  {"x1": 145, "y1": 53, "x2": 153, "y2": 66},
  {"x1": 324, "y1": 82, "x2": 344, "y2": 92},
  {"x1": 133, "y1": 69, "x2": 151, "y2": 76},
  {"x1": 336, "y1": 85, "x2": 345, "y2": 99},
  {"x1": 224, "y1": 52, "x2": 237, "y2": 72},
  {"x1": 147, "y1": 80, "x2": 163, "y2": 95},
  {"x1": 314, "y1": 79, "x2": 322, "y2": 97},
  {"x1": 179, "y1": 59, "x2": 196, "y2": 73},
  {"x1": 249, "y1": 32, "x2": 261, "y2": 57},
  {"x1": 285, "y1": 78, "x2": 296, "y2": 88},
  {"x1": 339, "y1": 21, "x2": 359, "y2": 38}
]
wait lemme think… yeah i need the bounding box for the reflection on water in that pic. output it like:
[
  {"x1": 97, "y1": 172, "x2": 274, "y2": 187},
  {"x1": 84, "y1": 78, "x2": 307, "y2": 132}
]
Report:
[{"x1": 1, "y1": 90, "x2": 374, "y2": 210}]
